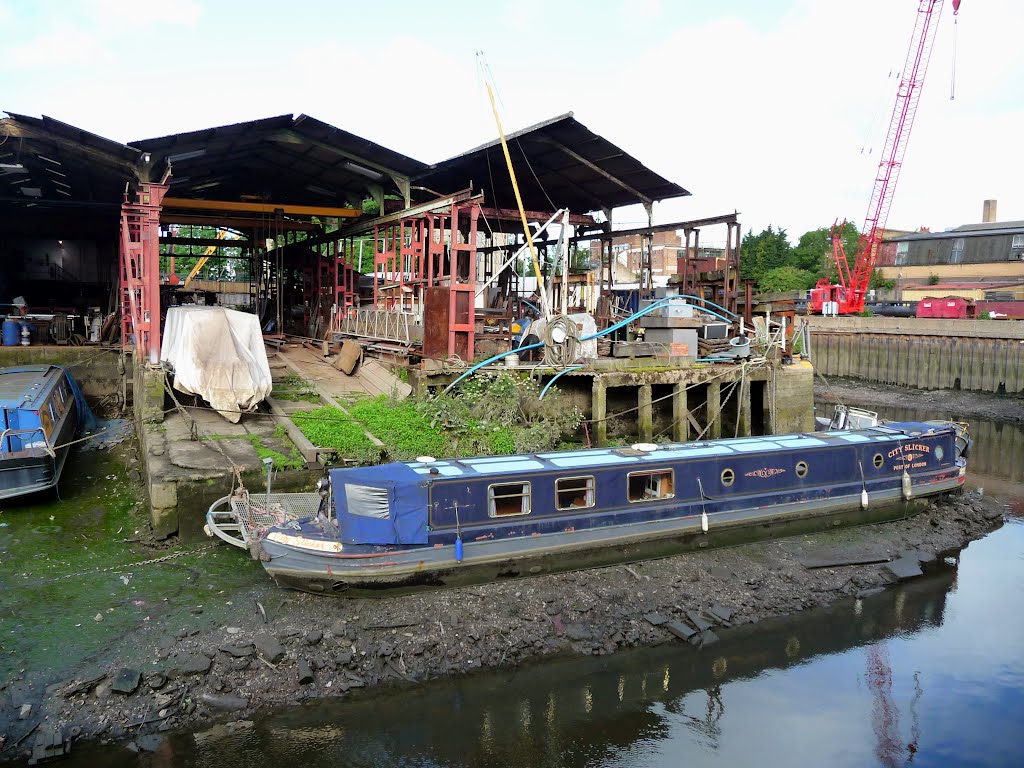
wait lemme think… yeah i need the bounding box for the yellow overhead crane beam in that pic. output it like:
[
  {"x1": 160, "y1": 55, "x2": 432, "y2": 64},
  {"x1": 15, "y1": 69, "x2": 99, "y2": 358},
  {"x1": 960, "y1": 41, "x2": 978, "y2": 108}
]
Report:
[
  {"x1": 182, "y1": 230, "x2": 233, "y2": 288},
  {"x1": 162, "y1": 197, "x2": 362, "y2": 219}
]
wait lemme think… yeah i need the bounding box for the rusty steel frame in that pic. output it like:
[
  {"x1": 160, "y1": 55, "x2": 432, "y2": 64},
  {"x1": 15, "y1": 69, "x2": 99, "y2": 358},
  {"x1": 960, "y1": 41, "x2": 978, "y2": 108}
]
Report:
[
  {"x1": 120, "y1": 182, "x2": 168, "y2": 364},
  {"x1": 368, "y1": 199, "x2": 482, "y2": 360}
]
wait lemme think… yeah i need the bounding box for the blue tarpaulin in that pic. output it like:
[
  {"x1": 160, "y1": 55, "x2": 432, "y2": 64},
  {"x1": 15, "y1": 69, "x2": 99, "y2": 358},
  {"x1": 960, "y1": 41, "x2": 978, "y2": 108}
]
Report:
[{"x1": 329, "y1": 463, "x2": 428, "y2": 545}]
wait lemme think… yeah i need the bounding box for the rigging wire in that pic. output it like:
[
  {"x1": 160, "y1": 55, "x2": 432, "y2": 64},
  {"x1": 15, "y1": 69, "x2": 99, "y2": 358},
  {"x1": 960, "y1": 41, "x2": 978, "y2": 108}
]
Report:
[{"x1": 949, "y1": 10, "x2": 958, "y2": 100}]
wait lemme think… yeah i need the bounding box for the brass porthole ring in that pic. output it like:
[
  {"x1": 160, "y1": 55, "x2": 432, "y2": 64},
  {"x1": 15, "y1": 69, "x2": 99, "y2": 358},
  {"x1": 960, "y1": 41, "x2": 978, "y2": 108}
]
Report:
[
  {"x1": 873, "y1": 453, "x2": 884, "y2": 469},
  {"x1": 795, "y1": 461, "x2": 809, "y2": 478},
  {"x1": 721, "y1": 468, "x2": 735, "y2": 486}
]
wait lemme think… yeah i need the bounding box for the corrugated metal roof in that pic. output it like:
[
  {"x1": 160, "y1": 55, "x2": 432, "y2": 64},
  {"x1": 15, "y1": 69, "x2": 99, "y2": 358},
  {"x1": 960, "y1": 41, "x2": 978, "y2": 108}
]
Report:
[
  {"x1": 890, "y1": 221, "x2": 1024, "y2": 241},
  {"x1": 0, "y1": 112, "x2": 141, "y2": 209},
  {"x1": 132, "y1": 114, "x2": 428, "y2": 209},
  {"x1": 413, "y1": 113, "x2": 690, "y2": 215}
]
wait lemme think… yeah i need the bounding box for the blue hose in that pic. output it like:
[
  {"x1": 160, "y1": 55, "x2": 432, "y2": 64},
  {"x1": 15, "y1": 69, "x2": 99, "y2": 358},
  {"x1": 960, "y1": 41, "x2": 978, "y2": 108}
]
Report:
[
  {"x1": 443, "y1": 295, "x2": 740, "y2": 395},
  {"x1": 539, "y1": 365, "x2": 584, "y2": 399}
]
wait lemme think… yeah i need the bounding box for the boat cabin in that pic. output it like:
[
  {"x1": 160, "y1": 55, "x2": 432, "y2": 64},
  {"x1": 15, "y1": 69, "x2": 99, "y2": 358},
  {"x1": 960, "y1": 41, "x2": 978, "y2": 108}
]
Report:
[{"x1": 327, "y1": 424, "x2": 960, "y2": 548}]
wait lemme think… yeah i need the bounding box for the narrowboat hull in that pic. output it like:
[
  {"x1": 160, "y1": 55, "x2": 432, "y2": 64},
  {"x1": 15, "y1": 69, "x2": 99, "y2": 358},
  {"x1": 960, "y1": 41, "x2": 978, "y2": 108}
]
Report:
[
  {"x1": 0, "y1": 366, "x2": 82, "y2": 501},
  {"x1": 250, "y1": 426, "x2": 967, "y2": 596},
  {"x1": 0, "y1": 417, "x2": 75, "y2": 500}
]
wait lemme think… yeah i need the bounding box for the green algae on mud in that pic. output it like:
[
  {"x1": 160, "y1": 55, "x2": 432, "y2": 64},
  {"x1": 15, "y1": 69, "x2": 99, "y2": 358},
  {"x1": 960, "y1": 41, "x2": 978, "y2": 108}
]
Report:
[{"x1": 0, "y1": 446, "x2": 266, "y2": 684}]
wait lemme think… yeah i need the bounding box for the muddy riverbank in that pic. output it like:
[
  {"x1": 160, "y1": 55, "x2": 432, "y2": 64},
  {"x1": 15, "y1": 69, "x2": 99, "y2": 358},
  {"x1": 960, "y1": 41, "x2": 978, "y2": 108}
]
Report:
[
  {"x1": 816, "y1": 377, "x2": 1024, "y2": 424},
  {"x1": 0, "y1": 451, "x2": 1005, "y2": 762}
]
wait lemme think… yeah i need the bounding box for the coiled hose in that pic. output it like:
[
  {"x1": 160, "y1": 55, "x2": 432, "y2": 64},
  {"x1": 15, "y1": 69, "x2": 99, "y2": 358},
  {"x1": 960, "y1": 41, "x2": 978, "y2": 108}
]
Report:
[{"x1": 543, "y1": 314, "x2": 579, "y2": 368}]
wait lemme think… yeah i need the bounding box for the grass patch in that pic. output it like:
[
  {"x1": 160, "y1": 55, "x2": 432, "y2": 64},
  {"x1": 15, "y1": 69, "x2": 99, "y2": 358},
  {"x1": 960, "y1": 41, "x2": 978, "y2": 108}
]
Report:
[
  {"x1": 292, "y1": 406, "x2": 378, "y2": 463},
  {"x1": 271, "y1": 373, "x2": 320, "y2": 403},
  {"x1": 290, "y1": 374, "x2": 582, "y2": 465},
  {"x1": 201, "y1": 433, "x2": 306, "y2": 471}
]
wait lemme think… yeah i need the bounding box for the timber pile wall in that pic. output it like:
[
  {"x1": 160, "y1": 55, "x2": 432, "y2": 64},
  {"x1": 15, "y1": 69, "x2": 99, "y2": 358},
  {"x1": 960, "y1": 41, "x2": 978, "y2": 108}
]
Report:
[{"x1": 808, "y1": 317, "x2": 1024, "y2": 395}]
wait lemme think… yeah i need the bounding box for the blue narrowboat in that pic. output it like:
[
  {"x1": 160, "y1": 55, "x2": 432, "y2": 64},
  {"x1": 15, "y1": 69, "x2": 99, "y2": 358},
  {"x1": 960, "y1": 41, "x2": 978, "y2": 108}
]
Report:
[
  {"x1": 0, "y1": 365, "x2": 89, "y2": 500},
  {"x1": 209, "y1": 420, "x2": 968, "y2": 595}
]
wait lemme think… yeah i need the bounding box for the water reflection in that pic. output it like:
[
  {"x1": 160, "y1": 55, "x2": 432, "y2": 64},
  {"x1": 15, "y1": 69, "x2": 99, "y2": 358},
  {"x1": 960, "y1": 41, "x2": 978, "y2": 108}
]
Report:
[{"x1": 70, "y1": 564, "x2": 967, "y2": 768}]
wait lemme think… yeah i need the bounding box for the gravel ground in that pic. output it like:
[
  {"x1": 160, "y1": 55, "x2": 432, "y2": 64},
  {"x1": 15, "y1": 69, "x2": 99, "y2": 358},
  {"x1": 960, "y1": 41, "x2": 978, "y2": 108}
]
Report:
[{"x1": 0, "y1": 490, "x2": 1007, "y2": 761}]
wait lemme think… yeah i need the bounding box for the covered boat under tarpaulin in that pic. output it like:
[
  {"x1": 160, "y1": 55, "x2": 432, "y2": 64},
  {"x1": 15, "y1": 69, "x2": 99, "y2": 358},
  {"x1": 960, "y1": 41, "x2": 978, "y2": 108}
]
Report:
[
  {"x1": 330, "y1": 463, "x2": 428, "y2": 545},
  {"x1": 160, "y1": 306, "x2": 272, "y2": 422}
]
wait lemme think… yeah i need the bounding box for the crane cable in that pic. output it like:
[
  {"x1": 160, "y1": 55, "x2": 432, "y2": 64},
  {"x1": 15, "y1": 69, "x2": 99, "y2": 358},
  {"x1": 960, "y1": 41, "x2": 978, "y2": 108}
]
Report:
[{"x1": 950, "y1": 8, "x2": 959, "y2": 101}]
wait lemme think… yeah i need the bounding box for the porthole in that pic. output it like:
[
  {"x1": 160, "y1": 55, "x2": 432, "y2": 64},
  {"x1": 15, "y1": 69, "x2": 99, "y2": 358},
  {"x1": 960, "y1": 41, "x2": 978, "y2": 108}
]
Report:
[
  {"x1": 721, "y1": 468, "x2": 735, "y2": 487},
  {"x1": 795, "y1": 461, "x2": 809, "y2": 478},
  {"x1": 935, "y1": 446, "x2": 944, "y2": 461},
  {"x1": 873, "y1": 453, "x2": 884, "y2": 469}
]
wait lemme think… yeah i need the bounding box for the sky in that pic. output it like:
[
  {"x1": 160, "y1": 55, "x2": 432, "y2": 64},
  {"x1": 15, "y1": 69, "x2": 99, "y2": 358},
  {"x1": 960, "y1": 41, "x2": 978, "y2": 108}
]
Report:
[{"x1": 2, "y1": 0, "x2": 1021, "y2": 245}]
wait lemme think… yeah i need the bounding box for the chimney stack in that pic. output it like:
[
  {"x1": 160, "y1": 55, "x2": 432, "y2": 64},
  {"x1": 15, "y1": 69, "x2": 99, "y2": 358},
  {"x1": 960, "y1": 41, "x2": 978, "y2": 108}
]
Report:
[{"x1": 982, "y1": 199, "x2": 998, "y2": 223}]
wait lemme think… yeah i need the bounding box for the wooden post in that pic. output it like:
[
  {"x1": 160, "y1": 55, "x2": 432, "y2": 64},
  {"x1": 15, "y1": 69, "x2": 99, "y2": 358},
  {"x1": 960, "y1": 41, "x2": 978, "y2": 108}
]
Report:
[
  {"x1": 707, "y1": 382, "x2": 722, "y2": 439},
  {"x1": 673, "y1": 382, "x2": 689, "y2": 442},
  {"x1": 638, "y1": 384, "x2": 653, "y2": 442},
  {"x1": 592, "y1": 377, "x2": 607, "y2": 447}
]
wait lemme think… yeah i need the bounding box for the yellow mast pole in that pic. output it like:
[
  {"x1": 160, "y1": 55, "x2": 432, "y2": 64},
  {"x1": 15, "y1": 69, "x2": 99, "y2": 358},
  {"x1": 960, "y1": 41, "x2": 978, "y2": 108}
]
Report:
[{"x1": 485, "y1": 82, "x2": 551, "y2": 319}]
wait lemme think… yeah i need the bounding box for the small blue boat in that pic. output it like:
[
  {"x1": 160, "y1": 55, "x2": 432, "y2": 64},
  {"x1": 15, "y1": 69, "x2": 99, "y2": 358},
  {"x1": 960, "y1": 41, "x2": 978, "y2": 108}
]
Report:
[
  {"x1": 0, "y1": 365, "x2": 92, "y2": 500},
  {"x1": 207, "y1": 420, "x2": 969, "y2": 595}
]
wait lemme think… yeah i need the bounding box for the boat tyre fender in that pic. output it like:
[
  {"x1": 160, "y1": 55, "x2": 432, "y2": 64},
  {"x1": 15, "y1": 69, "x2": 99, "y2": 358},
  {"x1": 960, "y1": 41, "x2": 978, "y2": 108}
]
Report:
[{"x1": 249, "y1": 539, "x2": 272, "y2": 562}]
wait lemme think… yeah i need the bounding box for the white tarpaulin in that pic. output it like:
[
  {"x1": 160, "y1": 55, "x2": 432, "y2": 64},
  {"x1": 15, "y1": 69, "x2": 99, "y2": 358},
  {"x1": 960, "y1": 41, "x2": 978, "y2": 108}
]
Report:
[{"x1": 160, "y1": 306, "x2": 272, "y2": 423}]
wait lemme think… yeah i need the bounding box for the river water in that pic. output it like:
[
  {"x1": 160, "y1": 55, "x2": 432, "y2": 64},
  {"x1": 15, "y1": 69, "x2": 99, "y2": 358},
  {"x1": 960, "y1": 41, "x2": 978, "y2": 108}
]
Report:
[{"x1": 57, "y1": 411, "x2": 1024, "y2": 767}]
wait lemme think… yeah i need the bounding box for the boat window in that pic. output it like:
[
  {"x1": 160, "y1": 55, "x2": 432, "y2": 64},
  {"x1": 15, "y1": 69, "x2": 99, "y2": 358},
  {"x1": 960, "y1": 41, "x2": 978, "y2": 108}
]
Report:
[
  {"x1": 721, "y1": 468, "x2": 735, "y2": 487},
  {"x1": 39, "y1": 408, "x2": 52, "y2": 439},
  {"x1": 873, "y1": 453, "x2": 884, "y2": 469},
  {"x1": 556, "y1": 476, "x2": 595, "y2": 510},
  {"x1": 344, "y1": 484, "x2": 390, "y2": 519},
  {"x1": 627, "y1": 470, "x2": 674, "y2": 503},
  {"x1": 488, "y1": 482, "x2": 531, "y2": 517},
  {"x1": 795, "y1": 460, "x2": 809, "y2": 478}
]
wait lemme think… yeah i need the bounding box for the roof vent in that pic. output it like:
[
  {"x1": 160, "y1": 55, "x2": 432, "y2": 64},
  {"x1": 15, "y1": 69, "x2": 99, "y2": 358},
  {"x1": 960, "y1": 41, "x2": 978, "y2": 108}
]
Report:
[{"x1": 416, "y1": 456, "x2": 437, "y2": 463}]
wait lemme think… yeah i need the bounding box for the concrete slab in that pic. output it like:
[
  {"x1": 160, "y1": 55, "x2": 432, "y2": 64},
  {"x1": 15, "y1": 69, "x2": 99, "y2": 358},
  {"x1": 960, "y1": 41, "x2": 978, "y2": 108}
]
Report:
[
  {"x1": 643, "y1": 612, "x2": 669, "y2": 627},
  {"x1": 884, "y1": 556, "x2": 924, "y2": 581},
  {"x1": 188, "y1": 408, "x2": 249, "y2": 436},
  {"x1": 244, "y1": 419, "x2": 281, "y2": 438},
  {"x1": 797, "y1": 549, "x2": 890, "y2": 569},
  {"x1": 686, "y1": 610, "x2": 714, "y2": 632},
  {"x1": 708, "y1": 604, "x2": 733, "y2": 623},
  {"x1": 698, "y1": 629, "x2": 720, "y2": 647},
  {"x1": 169, "y1": 438, "x2": 261, "y2": 472},
  {"x1": 665, "y1": 621, "x2": 698, "y2": 641}
]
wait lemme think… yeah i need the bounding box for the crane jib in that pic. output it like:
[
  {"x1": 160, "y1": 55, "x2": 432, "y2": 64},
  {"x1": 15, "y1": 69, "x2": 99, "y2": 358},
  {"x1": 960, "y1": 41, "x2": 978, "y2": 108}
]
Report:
[{"x1": 811, "y1": 0, "x2": 952, "y2": 316}]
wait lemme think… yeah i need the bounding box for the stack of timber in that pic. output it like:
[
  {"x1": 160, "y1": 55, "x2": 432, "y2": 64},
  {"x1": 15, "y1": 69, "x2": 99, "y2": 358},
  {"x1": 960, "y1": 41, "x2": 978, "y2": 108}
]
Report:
[{"x1": 698, "y1": 338, "x2": 733, "y2": 357}]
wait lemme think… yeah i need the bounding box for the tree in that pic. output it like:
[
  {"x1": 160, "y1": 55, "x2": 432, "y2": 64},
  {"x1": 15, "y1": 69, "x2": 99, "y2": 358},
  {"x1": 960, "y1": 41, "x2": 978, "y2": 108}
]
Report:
[
  {"x1": 740, "y1": 226, "x2": 792, "y2": 287},
  {"x1": 759, "y1": 265, "x2": 819, "y2": 293},
  {"x1": 792, "y1": 223, "x2": 860, "y2": 278}
]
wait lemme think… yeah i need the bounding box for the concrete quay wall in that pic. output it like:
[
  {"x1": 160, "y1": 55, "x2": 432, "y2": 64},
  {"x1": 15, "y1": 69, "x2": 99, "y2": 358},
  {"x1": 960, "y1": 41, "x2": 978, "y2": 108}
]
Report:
[{"x1": 808, "y1": 317, "x2": 1024, "y2": 395}]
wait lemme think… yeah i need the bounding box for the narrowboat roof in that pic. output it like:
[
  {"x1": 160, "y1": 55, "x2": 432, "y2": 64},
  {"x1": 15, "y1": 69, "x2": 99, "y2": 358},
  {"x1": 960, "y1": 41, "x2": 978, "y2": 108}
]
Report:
[
  {"x1": 0, "y1": 365, "x2": 64, "y2": 410},
  {"x1": 405, "y1": 422, "x2": 948, "y2": 479}
]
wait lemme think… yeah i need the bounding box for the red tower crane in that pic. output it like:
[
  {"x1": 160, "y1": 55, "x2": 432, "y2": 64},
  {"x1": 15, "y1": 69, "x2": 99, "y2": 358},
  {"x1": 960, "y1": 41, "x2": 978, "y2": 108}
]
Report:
[{"x1": 809, "y1": 0, "x2": 961, "y2": 315}]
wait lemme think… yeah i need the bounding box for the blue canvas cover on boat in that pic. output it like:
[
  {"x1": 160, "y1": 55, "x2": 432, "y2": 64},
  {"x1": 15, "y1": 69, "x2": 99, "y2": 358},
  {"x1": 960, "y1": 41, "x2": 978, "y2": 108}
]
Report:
[{"x1": 329, "y1": 463, "x2": 428, "y2": 545}]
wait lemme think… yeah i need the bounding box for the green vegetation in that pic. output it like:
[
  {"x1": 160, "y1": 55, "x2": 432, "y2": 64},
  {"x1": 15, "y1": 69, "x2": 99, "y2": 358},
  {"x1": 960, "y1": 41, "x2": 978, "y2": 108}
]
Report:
[
  {"x1": 271, "y1": 373, "x2": 320, "y2": 403},
  {"x1": 928, "y1": 273, "x2": 941, "y2": 285},
  {"x1": 741, "y1": 222, "x2": 892, "y2": 295},
  {"x1": 293, "y1": 406, "x2": 379, "y2": 463},
  {"x1": 0, "y1": 448, "x2": 266, "y2": 683},
  {"x1": 292, "y1": 374, "x2": 583, "y2": 464},
  {"x1": 202, "y1": 431, "x2": 305, "y2": 471}
]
